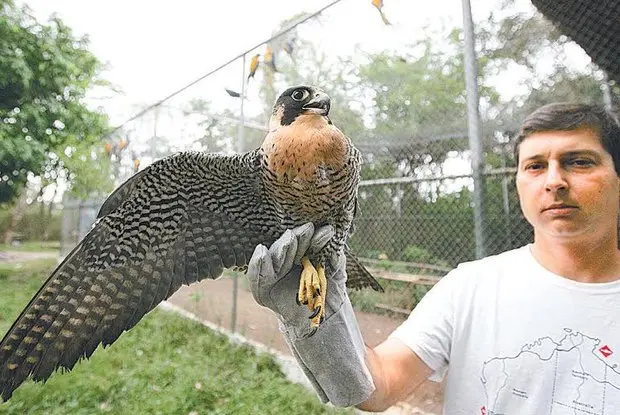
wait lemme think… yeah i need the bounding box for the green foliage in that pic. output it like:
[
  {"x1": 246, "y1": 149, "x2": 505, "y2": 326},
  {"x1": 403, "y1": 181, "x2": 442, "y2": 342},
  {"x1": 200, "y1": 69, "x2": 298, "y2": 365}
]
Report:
[
  {"x1": 477, "y1": 11, "x2": 565, "y2": 73},
  {"x1": 180, "y1": 5, "x2": 614, "y2": 271},
  {"x1": 348, "y1": 6, "x2": 614, "y2": 267},
  {"x1": 0, "y1": 204, "x2": 61, "y2": 241},
  {"x1": 183, "y1": 99, "x2": 268, "y2": 154},
  {"x1": 359, "y1": 46, "x2": 467, "y2": 139},
  {"x1": 401, "y1": 245, "x2": 450, "y2": 268},
  {"x1": 502, "y1": 69, "x2": 608, "y2": 129},
  {"x1": 0, "y1": 0, "x2": 112, "y2": 204},
  {"x1": 184, "y1": 20, "x2": 367, "y2": 156},
  {"x1": 0, "y1": 260, "x2": 351, "y2": 414},
  {"x1": 349, "y1": 277, "x2": 433, "y2": 316}
]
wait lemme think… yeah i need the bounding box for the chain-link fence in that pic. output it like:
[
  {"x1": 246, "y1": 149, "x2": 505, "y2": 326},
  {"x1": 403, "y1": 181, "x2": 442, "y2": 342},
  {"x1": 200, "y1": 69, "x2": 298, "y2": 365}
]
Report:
[
  {"x1": 348, "y1": 137, "x2": 534, "y2": 270},
  {"x1": 41, "y1": 3, "x2": 619, "y2": 412},
  {"x1": 61, "y1": 0, "x2": 618, "y2": 292},
  {"x1": 59, "y1": 198, "x2": 105, "y2": 257}
]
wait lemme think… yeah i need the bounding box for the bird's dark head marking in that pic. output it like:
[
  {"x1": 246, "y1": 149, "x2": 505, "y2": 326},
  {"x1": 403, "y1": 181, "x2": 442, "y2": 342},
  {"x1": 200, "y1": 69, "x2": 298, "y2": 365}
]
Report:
[{"x1": 271, "y1": 85, "x2": 331, "y2": 127}]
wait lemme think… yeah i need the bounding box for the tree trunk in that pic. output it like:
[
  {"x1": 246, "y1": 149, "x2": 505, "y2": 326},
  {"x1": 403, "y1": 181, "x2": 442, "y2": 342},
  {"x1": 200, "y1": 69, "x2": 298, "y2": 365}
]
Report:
[
  {"x1": 3, "y1": 191, "x2": 28, "y2": 245},
  {"x1": 42, "y1": 185, "x2": 57, "y2": 241},
  {"x1": 42, "y1": 201, "x2": 53, "y2": 241}
]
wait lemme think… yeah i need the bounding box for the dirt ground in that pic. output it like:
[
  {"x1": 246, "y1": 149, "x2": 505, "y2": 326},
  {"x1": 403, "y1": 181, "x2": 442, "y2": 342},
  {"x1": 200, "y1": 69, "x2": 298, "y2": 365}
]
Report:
[
  {"x1": 0, "y1": 251, "x2": 58, "y2": 262},
  {"x1": 168, "y1": 276, "x2": 445, "y2": 414}
]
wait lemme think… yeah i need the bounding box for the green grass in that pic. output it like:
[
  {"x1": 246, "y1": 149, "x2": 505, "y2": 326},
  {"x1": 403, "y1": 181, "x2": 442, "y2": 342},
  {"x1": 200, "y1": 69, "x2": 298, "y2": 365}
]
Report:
[
  {"x1": 0, "y1": 240, "x2": 60, "y2": 252},
  {"x1": 0, "y1": 260, "x2": 352, "y2": 415}
]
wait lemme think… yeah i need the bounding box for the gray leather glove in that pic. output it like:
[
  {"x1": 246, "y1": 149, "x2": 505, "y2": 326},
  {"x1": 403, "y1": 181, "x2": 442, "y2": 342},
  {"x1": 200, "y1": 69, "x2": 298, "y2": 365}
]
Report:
[{"x1": 247, "y1": 223, "x2": 375, "y2": 407}]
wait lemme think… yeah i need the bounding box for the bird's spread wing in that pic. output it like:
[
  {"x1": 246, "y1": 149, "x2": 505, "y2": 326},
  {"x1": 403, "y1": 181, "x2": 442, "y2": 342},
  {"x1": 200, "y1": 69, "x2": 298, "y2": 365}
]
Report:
[{"x1": 0, "y1": 150, "x2": 276, "y2": 401}]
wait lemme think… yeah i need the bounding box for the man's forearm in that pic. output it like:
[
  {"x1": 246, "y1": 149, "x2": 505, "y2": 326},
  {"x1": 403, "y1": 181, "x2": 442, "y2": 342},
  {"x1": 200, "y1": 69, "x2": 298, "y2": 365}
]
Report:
[
  {"x1": 355, "y1": 345, "x2": 392, "y2": 412},
  {"x1": 355, "y1": 341, "x2": 434, "y2": 412}
]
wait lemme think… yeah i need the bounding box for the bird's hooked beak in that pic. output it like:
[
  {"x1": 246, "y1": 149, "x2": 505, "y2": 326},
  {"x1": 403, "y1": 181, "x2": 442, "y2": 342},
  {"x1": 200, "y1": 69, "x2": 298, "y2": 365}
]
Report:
[{"x1": 302, "y1": 92, "x2": 331, "y2": 116}]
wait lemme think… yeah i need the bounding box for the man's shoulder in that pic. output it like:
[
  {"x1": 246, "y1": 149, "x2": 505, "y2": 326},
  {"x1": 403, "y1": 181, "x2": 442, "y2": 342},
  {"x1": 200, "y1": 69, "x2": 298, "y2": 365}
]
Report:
[
  {"x1": 421, "y1": 245, "x2": 533, "y2": 302},
  {"x1": 448, "y1": 244, "x2": 531, "y2": 280}
]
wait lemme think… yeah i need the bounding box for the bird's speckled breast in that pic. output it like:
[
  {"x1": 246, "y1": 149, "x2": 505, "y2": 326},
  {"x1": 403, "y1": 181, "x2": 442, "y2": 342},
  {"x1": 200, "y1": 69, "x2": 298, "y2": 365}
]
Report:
[
  {"x1": 261, "y1": 150, "x2": 358, "y2": 229},
  {"x1": 261, "y1": 114, "x2": 348, "y2": 182}
]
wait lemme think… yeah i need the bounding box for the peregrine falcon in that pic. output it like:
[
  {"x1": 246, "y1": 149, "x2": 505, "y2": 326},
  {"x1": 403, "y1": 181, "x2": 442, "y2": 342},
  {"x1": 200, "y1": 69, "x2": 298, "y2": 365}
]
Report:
[{"x1": 0, "y1": 84, "x2": 382, "y2": 401}]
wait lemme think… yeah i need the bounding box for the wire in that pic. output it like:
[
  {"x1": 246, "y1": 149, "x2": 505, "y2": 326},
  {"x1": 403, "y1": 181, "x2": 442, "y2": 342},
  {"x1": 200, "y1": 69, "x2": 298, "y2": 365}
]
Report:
[{"x1": 104, "y1": 0, "x2": 346, "y2": 138}]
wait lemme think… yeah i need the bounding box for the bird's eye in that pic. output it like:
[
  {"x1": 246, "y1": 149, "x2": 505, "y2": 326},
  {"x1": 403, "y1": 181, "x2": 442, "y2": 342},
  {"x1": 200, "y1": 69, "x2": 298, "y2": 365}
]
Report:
[{"x1": 291, "y1": 89, "x2": 309, "y2": 101}]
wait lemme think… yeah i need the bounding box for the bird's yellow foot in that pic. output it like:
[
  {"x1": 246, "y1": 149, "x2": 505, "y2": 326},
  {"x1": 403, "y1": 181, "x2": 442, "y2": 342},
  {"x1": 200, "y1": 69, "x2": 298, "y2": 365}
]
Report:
[{"x1": 298, "y1": 257, "x2": 327, "y2": 332}]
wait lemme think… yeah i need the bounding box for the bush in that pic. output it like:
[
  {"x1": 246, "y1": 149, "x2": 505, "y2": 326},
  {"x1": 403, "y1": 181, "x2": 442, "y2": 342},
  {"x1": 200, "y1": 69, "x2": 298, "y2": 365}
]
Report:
[
  {"x1": 401, "y1": 245, "x2": 450, "y2": 268},
  {"x1": 349, "y1": 278, "x2": 433, "y2": 316},
  {"x1": 0, "y1": 204, "x2": 61, "y2": 242}
]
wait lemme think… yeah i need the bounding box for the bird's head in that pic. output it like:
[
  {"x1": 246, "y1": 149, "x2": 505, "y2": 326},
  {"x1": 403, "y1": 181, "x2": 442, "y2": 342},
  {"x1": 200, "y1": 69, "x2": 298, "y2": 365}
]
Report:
[
  {"x1": 262, "y1": 85, "x2": 348, "y2": 181},
  {"x1": 270, "y1": 85, "x2": 331, "y2": 128}
]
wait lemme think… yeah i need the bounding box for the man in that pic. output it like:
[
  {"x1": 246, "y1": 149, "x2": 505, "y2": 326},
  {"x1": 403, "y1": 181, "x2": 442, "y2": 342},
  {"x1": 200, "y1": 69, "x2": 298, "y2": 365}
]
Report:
[{"x1": 247, "y1": 102, "x2": 620, "y2": 414}]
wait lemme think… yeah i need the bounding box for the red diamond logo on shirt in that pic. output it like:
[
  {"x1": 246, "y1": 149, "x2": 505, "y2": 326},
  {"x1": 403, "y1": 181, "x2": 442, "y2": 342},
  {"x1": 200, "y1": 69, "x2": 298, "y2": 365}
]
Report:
[
  {"x1": 599, "y1": 345, "x2": 613, "y2": 358},
  {"x1": 481, "y1": 406, "x2": 487, "y2": 415}
]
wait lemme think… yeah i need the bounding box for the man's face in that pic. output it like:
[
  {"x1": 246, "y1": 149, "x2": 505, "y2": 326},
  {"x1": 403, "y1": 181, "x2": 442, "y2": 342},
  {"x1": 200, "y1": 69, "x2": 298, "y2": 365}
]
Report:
[{"x1": 515, "y1": 127, "x2": 620, "y2": 241}]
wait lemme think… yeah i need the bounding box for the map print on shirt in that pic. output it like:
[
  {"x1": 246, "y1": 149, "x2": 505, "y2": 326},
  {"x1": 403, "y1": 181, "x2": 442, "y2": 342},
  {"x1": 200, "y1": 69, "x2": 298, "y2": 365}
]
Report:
[{"x1": 480, "y1": 328, "x2": 620, "y2": 415}]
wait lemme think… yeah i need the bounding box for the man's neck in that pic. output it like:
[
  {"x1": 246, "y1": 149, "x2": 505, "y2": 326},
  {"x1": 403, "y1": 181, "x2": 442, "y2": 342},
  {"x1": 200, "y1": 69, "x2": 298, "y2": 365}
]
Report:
[{"x1": 531, "y1": 233, "x2": 620, "y2": 283}]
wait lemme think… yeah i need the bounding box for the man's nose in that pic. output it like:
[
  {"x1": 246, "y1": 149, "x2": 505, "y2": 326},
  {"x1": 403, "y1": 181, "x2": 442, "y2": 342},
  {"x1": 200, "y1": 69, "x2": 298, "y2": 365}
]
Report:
[{"x1": 544, "y1": 163, "x2": 568, "y2": 192}]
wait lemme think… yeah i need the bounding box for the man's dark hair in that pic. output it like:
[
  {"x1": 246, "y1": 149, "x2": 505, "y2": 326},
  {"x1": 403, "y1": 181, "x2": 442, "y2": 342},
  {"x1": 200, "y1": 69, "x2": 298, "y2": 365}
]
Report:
[{"x1": 513, "y1": 103, "x2": 620, "y2": 175}]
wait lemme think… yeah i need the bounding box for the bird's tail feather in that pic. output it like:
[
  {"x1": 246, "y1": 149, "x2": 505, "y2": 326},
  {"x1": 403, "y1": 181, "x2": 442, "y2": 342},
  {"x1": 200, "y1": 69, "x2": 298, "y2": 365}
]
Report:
[{"x1": 343, "y1": 247, "x2": 384, "y2": 292}]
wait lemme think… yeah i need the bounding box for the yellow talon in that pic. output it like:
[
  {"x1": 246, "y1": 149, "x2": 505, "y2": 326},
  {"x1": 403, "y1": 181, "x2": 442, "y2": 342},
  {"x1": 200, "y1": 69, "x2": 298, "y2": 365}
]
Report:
[
  {"x1": 298, "y1": 257, "x2": 315, "y2": 308},
  {"x1": 298, "y1": 257, "x2": 327, "y2": 330},
  {"x1": 311, "y1": 265, "x2": 327, "y2": 328}
]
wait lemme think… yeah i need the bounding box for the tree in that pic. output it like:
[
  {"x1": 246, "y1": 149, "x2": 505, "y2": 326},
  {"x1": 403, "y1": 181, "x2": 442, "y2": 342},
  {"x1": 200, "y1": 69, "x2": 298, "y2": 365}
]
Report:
[
  {"x1": 347, "y1": 6, "x2": 614, "y2": 266},
  {"x1": 477, "y1": 6, "x2": 616, "y2": 133},
  {"x1": 0, "y1": 0, "x2": 111, "y2": 205},
  {"x1": 0, "y1": 0, "x2": 112, "y2": 243},
  {"x1": 173, "y1": 5, "x2": 613, "y2": 267}
]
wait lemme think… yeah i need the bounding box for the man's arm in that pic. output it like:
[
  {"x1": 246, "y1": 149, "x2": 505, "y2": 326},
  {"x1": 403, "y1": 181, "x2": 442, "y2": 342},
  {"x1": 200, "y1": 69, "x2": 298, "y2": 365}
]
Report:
[{"x1": 357, "y1": 338, "x2": 433, "y2": 412}]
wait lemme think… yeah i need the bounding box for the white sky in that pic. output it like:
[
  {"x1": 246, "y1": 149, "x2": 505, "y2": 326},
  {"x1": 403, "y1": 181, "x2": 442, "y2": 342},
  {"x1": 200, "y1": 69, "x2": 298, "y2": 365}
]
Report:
[
  {"x1": 20, "y1": 0, "x2": 511, "y2": 125},
  {"x1": 19, "y1": 0, "x2": 592, "y2": 126},
  {"x1": 17, "y1": 0, "x2": 593, "y2": 202}
]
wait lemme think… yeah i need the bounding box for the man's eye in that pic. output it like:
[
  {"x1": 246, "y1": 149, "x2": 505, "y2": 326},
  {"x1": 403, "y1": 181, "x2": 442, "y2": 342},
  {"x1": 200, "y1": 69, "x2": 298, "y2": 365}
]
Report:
[
  {"x1": 525, "y1": 163, "x2": 544, "y2": 170},
  {"x1": 569, "y1": 158, "x2": 594, "y2": 166}
]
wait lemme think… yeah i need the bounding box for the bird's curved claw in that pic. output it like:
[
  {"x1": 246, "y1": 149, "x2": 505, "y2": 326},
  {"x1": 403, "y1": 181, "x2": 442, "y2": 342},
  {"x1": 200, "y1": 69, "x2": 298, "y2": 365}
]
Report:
[{"x1": 309, "y1": 305, "x2": 321, "y2": 320}]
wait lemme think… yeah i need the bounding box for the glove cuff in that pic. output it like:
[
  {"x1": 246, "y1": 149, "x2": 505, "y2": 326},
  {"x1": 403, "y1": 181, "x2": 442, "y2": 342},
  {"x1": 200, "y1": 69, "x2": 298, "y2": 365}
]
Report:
[{"x1": 280, "y1": 296, "x2": 376, "y2": 407}]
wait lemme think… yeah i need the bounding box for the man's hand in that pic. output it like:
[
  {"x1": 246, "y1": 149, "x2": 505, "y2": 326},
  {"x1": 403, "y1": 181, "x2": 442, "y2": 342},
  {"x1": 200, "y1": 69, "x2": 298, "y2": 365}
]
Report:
[{"x1": 246, "y1": 223, "x2": 375, "y2": 406}]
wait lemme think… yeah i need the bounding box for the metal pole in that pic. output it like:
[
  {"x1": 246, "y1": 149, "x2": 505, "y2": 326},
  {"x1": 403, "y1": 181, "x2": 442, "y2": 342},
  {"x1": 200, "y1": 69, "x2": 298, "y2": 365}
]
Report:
[
  {"x1": 501, "y1": 145, "x2": 511, "y2": 249},
  {"x1": 461, "y1": 0, "x2": 486, "y2": 259},
  {"x1": 231, "y1": 54, "x2": 246, "y2": 334},
  {"x1": 238, "y1": 55, "x2": 246, "y2": 154},
  {"x1": 151, "y1": 104, "x2": 159, "y2": 160}
]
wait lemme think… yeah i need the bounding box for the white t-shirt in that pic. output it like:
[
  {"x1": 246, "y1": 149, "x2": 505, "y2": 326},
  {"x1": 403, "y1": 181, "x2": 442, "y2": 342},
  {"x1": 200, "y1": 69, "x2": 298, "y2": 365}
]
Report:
[{"x1": 389, "y1": 244, "x2": 620, "y2": 415}]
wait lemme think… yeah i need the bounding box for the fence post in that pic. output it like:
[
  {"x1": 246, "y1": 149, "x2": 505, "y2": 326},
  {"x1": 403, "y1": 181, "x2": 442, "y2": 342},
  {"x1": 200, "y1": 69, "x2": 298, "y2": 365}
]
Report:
[
  {"x1": 231, "y1": 54, "x2": 247, "y2": 334},
  {"x1": 461, "y1": 0, "x2": 486, "y2": 259}
]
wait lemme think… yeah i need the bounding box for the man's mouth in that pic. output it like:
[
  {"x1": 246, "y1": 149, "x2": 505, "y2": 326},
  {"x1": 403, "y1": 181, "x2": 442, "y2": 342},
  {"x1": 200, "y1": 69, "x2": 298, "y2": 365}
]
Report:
[{"x1": 542, "y1": 203, "x2": 579, "y2": 213}]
